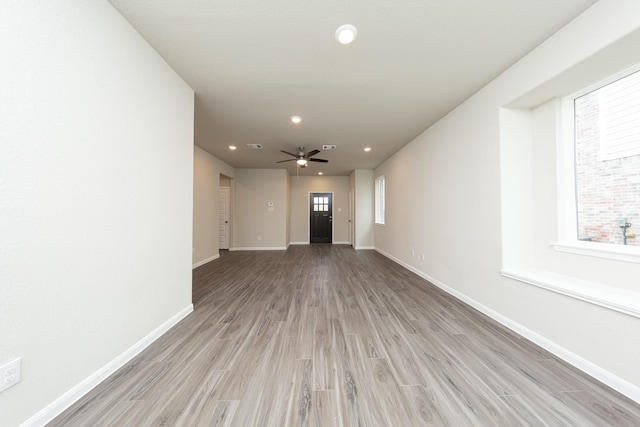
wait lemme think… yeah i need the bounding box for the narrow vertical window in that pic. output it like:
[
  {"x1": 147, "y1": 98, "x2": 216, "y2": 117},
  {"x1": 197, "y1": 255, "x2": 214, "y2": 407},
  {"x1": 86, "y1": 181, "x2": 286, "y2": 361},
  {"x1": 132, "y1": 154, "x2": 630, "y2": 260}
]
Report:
[{"x1": 375, "y1": 175, "x2": 385, "y2": 225}]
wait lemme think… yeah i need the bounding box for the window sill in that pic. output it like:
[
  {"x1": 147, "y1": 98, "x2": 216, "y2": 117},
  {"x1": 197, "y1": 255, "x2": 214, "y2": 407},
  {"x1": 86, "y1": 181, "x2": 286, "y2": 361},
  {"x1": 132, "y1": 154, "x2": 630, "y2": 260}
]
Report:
[
  {"x1": 552, "y1": 241, "x2": 640, "y2": 264},
  {"x1": 501, "y1": 268, "x2": 640, "y2": 319}
]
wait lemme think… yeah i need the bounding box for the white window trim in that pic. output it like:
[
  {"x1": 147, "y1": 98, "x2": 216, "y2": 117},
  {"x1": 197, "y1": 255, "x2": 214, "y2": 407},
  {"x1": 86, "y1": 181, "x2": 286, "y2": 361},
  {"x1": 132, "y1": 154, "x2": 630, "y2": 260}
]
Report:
[
  {"x1": 501, "y1": 268, "x2": 640, "y2": 319},
  {"x1": 555, "y1": 63, "x2": 640, "y2": 264},
  {"x1": 552, "y1": 241, "x2": 640, "y2": 264}
]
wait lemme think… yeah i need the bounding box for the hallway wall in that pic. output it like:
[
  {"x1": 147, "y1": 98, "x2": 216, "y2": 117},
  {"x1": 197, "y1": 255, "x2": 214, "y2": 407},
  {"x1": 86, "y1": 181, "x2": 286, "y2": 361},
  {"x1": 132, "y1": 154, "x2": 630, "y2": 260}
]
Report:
[
  {"x1": 193, "y1": 146, "x2": 235, "y2": 267},
  {"x1": 1, "y1": 2, "x2": 195, "y2": 425},
  {"x1": 374, "y1": 0, "x2": 640, "y2": 401}
]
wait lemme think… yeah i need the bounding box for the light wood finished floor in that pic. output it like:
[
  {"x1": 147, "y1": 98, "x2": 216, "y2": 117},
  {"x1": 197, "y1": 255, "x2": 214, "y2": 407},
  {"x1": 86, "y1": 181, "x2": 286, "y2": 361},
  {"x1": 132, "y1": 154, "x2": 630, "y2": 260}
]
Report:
[{"x1": 50, "y1": 245, "x2": 640, "y2": 426}]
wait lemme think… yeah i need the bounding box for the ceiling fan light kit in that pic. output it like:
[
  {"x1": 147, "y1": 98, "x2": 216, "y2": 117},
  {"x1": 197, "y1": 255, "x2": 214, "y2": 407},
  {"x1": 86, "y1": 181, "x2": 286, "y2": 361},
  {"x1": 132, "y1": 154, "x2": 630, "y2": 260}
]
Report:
[{"x1": 277, "y1": 147, "x2": 329, "y2": 169}]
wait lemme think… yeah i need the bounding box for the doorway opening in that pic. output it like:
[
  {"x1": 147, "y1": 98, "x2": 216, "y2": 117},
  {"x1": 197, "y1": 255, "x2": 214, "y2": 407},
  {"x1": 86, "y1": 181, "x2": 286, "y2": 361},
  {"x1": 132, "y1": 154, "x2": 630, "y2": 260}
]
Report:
[{"x1": 219, "y1": 174, "x2": 231, "y2": 250}]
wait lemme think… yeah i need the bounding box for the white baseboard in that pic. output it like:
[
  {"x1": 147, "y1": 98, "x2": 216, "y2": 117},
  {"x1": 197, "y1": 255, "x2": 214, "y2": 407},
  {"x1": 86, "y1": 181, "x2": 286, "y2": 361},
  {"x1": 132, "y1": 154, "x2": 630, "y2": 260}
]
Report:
[
  {"x1": 355, "y1": 245, "x2": 374, "y2": 250},
  {"x1": 374, "y1": 248, "x2": 640, "y2": 404},
  {"x1": 333, "y1": 241, "x2": 350, "y2": 245},
  {"x1": 289, "y1": 241, "x2": 309, "y2": 245},
  {"x1": 192, "y1": 254, "x2": 220, "y2": 269},
  {"x1": 22, "y1": 305, "x2": 194, "y2": 427},
  {"x1": 230, "y1": 246, "x2": 287, "y2": 251}
]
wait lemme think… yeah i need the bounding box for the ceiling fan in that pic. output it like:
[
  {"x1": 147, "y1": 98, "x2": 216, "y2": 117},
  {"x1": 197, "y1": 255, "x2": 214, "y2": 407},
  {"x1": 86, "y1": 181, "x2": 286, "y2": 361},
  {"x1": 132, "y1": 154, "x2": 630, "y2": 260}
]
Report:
[{"x1": 276, "y1": 147, "x2": 328, "y2": 168}]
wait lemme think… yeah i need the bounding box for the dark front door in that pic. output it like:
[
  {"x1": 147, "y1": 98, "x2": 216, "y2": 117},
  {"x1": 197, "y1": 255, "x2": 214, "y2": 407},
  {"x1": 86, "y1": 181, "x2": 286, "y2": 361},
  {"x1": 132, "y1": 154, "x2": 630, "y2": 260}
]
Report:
[{"x1": 310, "y1": 193, "x2": 332, "y2": 243}]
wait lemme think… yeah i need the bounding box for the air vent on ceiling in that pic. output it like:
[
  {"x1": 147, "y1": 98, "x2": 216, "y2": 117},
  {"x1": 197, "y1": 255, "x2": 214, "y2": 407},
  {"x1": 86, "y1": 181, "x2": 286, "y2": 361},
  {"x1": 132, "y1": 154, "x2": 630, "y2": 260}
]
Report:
[
  {"x1": 322, "y1": 145, "x2": 337, "y2": 150},
  {"x1": 246, "y1": 144, "x2": 263, "y2": 149}
]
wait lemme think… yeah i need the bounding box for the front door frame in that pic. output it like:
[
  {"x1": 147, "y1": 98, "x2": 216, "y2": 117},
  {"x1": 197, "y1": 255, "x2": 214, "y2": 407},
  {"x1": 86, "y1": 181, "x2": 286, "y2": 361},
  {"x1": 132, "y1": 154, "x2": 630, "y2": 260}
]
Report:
[{"x1": 309, "y1": 191, "x2": 333, "y2": 244}]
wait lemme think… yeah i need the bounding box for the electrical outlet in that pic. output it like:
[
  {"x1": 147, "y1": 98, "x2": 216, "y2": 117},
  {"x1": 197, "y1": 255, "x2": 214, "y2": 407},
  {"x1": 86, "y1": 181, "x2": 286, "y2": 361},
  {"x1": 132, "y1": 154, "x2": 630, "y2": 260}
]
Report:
[{"x1": 0, "y1": 358, "x2": 21, "y2": 393}]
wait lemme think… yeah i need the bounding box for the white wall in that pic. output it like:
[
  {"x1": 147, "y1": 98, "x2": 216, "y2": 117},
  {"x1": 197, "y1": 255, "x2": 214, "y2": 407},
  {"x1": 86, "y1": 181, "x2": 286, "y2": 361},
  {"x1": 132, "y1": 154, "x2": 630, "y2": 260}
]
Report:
[
  {"x1": 233, "y1": 169, "x2": 288, "y2": 250},
  {"x1": 0, "y1": 2, "x2": 194, "y2": 425},
  {"x1": 352, "y1": 170, "x2": 375, "y2": 249},
  {"x1": 289, "y1": 176, "x2": 350, "y2": 244},
  {"x1": 193, "y1": 146, "x2": 235, "y2": 267},
  {"x1": 375, "y1": 0, "x2": 640, "y2": 402}
]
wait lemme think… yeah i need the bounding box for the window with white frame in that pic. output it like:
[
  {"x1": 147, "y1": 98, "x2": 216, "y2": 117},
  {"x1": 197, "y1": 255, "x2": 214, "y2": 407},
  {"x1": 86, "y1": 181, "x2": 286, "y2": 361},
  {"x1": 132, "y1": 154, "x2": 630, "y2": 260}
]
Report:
[
  {"x1": 499, "y1": 37, "x2": 640, "y2": 314},
  {"x1": 568, "y1": 67, "x2": 640, "y2": 247},
  {"x1": 375, "y1": 175, "x2": 385, "y2": 225}
]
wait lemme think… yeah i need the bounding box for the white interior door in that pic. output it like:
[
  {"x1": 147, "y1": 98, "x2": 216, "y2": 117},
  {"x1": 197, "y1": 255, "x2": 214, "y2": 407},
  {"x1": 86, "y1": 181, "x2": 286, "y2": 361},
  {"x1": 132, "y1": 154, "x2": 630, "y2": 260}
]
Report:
[
  {"x1": 219, "y1": 186, "x2": 230, "y2": 250},
  {"x1": 349, "y1": 189, "x2": 355, "y2": 247}
]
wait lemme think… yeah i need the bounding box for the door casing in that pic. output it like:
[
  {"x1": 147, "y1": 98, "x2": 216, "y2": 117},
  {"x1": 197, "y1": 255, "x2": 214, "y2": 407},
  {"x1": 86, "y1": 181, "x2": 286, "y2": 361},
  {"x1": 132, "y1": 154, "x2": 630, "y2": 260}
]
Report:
[
  {"x1": 219, "y1": 186, "x2": 230, "y2": 250},
  {"x1": 309, "y1": 192, "x2": 333, "y2": 244}
]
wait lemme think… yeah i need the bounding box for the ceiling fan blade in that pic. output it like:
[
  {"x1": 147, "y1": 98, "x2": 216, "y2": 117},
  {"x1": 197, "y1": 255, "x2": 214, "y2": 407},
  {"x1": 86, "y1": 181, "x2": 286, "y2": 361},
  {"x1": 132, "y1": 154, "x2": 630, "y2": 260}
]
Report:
[
  {"x1": 309, "y1": 158, "x2": 328, "y2": 163},
  {"x1": 280, "y1": 150, "x2": 298, "y2": 157},
  {"x1": 306, "y1": 149, "x2": 320, "y2": 157},
  {"x1": 276, "y1": 159, "x2": 296, "y2": 163}
]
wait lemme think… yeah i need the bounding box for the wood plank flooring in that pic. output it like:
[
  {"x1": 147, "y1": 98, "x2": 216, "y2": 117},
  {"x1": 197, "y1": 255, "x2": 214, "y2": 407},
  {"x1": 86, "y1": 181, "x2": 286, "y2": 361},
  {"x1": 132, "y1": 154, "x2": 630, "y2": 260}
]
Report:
[{"x1": 49, "y1": 245, "x2": 640, "y2": 426}]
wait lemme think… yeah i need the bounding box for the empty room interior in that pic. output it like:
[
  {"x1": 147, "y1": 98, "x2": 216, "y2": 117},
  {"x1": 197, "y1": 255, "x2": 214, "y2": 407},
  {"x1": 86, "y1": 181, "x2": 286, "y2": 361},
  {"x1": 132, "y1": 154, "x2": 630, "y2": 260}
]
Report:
[{"x1": 3, "y1": 0, "x2": 640, "y2": 425}]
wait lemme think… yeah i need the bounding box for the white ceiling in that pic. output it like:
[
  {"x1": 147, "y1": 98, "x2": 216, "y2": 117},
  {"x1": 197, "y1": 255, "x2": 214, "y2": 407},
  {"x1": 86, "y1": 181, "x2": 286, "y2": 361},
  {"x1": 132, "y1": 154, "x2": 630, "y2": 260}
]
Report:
[{"x1": 107, "y1": 0, "x2": 597, "y2": 176}]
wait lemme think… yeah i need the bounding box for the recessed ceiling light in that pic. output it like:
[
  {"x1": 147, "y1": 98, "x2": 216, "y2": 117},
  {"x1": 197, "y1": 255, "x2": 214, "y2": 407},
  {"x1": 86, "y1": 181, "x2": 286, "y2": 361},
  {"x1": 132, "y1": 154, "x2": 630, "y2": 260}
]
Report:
[
  {"x1": 335, "y1": 24, "x2": 358, "y2": 45},
  {"x1": 290, "y1": 115, "x2": 302, "y2": 124},
  {"x1": 364, "y1": 147, "x2": 372, "y2": 152},
  {"x1": 318, "y1": 172, "x2": 323, "y2": 175},
  {"x1": 229, "y1": 145, "x2": 237, "y2": 150}
]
